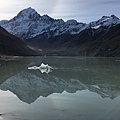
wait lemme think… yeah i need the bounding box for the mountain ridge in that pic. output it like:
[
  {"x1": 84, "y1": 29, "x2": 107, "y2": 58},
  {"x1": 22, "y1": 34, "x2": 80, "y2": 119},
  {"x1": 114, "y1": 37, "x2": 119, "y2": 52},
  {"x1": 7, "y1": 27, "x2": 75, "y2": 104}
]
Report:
[{"x1": 1, "y1": 7, "x2": 119, "y2": 40}]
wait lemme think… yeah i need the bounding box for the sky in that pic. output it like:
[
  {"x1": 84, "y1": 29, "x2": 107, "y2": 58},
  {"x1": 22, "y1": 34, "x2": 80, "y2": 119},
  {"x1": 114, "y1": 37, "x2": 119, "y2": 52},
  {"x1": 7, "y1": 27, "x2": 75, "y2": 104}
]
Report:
[{"x1": 0, "y1": 0, "x2": 120, "y2": 23}]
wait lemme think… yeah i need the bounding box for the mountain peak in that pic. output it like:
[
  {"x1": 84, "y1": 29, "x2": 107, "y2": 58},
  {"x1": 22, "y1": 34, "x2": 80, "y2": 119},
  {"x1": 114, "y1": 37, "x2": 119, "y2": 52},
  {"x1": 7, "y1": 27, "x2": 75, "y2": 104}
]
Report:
[
  {"x1": 89, "y1": 15, "x2": 120, "y2": 29},
  {"x1": 12, "y1": 7, "x2": 40, "y2": 21},
  {"x1": 41, "y1": 14, "x2": 54, "y2": 21},
  {"x1": 111, "y1": 15, "x2": 119, "y2": 19},
  {"x1": 101, "y1": 15, "x2": 110, "y2": 19},
  {"x1": 66, "y1": 20, "x2": 78, "y2": 25},
  {"x1": 19, "y1": 7, "x2": 37, "y2": 14},
  {"x1": 101, "y1": 15, "x2": 119, "y2": 21}
]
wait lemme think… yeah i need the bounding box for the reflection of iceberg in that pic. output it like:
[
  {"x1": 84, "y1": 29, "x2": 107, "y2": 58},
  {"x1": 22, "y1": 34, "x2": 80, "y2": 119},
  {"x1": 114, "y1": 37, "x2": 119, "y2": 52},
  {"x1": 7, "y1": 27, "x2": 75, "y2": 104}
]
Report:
[{"x1": 28, "y1": 63, "x2": 53, "y2": 74}]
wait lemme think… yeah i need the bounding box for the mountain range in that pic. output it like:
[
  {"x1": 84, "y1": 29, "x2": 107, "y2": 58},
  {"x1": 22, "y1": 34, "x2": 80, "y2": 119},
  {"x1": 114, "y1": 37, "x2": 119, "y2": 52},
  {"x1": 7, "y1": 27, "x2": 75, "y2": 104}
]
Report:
[{"x1": 0, "y1": 7, "x2": 120, "y2": 56}]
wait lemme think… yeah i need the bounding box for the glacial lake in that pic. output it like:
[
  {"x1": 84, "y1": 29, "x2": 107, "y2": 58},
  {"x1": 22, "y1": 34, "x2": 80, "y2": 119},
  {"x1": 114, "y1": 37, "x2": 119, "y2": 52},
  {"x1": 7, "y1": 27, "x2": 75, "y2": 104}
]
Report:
[{"x1": 0, "y1": 56, "x2": 120, "y2": 120}]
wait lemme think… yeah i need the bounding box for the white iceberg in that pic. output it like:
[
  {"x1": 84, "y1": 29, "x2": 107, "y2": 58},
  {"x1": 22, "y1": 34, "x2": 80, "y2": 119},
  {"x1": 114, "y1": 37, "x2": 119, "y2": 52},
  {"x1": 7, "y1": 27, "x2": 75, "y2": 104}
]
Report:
[{"x1": 28, "y1": 63, "x2": 53, "y2": 74}]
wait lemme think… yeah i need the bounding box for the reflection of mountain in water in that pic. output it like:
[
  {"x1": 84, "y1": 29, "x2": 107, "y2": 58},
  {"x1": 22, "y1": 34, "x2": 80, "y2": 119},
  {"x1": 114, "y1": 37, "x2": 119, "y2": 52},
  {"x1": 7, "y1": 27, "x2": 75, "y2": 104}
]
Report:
[{"x1": 0, "y1": 57, "x2": 120, "y2": 104}]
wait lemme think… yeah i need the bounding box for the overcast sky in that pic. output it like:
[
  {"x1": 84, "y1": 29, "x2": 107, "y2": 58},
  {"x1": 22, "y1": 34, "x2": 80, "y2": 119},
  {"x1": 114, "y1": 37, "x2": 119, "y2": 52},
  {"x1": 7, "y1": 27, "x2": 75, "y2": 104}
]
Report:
[{"x1": 0, "y1": 0, "x2": 119, "y2": 23}]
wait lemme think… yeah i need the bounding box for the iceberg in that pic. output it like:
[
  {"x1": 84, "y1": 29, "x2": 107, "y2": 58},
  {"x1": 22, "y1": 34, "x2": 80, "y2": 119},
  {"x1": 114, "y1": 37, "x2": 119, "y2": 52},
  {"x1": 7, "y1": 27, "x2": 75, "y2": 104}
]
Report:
[{"x1": 28, "y1": 63, "x2": 53, "y2": 74}]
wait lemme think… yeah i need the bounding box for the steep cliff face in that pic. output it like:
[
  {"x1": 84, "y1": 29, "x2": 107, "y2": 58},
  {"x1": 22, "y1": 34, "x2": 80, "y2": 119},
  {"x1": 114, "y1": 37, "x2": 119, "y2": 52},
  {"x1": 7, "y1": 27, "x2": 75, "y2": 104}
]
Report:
[{"x1": 0, "y1": 26, "x2": 37, "y2": 56}]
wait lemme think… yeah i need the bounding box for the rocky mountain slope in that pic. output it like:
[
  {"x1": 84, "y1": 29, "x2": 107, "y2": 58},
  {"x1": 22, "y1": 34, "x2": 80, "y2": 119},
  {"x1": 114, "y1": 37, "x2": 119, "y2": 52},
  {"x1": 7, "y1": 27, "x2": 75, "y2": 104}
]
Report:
[
  {"x1": 0, "y1": 7, "x2": 120, "y2": 56},
  {"x1": 86, "y1": 24, "x2": 120, "y2": 57},
  {"x1": 0, "y1": 26, "x2": 37, "y2": 56}
]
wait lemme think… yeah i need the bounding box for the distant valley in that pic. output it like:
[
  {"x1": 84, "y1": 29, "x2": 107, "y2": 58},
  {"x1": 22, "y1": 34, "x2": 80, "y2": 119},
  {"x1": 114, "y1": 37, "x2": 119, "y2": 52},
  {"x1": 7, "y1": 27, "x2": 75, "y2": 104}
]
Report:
[{"x1": 0, "y1": 7, "x2": 120, "y2": 56}]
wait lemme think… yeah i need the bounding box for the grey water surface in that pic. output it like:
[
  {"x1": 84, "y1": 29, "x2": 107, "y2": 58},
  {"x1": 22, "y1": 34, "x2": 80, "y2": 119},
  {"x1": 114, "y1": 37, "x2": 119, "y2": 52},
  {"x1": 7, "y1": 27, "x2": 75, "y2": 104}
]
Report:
[{"x1": 0, "y1": 56, "x2": 120, "y2": 120}]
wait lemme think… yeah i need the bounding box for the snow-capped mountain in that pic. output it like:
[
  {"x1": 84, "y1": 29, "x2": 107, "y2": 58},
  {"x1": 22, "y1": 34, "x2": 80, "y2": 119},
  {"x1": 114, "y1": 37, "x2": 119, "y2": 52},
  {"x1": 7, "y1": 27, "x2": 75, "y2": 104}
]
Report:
[
  {"x1": 0, "y1": 7, "x2": 119, "y2": 41},
  {"x1": 90, "y1": 15, "x2": 120, "y2": 29},
  {"x1": 0, "y1": 7, "x2": 87, "y2": 40}
]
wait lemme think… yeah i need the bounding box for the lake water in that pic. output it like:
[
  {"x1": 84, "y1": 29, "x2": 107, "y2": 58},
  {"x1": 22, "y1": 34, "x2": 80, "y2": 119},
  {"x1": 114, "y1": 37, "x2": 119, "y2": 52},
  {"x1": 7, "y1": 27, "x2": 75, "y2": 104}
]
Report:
[{"x1": 0, "y1": 56, "x2": 120, "y2": 120}]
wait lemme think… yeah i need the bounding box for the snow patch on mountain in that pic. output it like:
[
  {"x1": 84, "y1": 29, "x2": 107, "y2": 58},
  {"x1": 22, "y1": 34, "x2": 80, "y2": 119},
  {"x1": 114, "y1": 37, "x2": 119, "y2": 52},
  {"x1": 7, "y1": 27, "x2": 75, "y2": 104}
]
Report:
[
  {"x1": 91, "y1": 25, "x2": 101, "y2": 29},
  {"x1": 89, "y1": 15, "x2": 120, "y2": 29}
]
